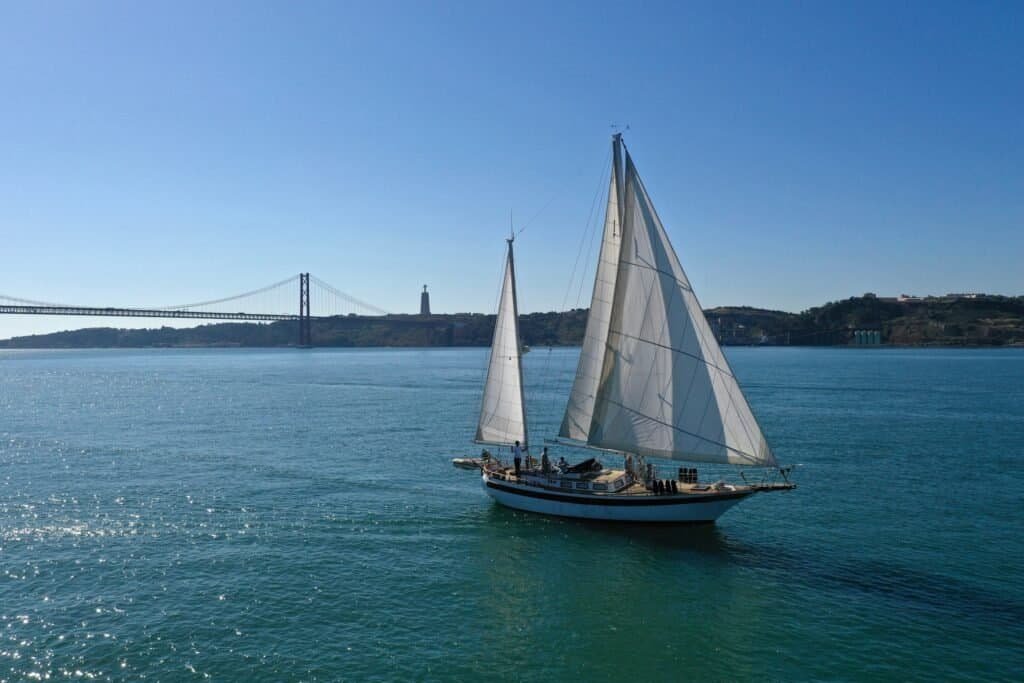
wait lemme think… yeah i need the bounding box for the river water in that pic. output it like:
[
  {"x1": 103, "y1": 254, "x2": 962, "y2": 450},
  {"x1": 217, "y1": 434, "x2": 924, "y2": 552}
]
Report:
[{"x1": 1, "y1": 347, "x2": 1022, "y2": 681}]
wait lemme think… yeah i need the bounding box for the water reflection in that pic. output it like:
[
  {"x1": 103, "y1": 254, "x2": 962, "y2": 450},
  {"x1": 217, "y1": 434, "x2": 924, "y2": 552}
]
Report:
[
  {"x1": 478, "y1": 504, "x2": 739, "y2": 557},
  {"x1": 471, "y1": 503, "x2": 1024, "y2": 648},
  {"x1": 459, "y1": 505, "x2": 772, "y2": 680}
]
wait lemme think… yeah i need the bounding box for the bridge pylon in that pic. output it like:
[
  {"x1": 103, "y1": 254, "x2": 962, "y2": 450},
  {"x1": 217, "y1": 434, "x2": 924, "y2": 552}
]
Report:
[{"x1": 299, "y1": 273, "x2": 311, "y2": 347}]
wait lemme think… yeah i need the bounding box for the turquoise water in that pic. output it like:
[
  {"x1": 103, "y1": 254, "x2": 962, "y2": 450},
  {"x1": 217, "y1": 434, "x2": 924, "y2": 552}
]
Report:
[{"x1": 1, "y1": 347, "x2": 1022, "y2": 681}]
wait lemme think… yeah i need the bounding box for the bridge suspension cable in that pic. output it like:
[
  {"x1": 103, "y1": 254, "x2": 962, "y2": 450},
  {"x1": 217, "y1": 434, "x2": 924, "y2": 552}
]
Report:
[
  {"x1": 310, "y1": 275, "x2": 390, "y2": 316},
  {"x1": 0, "y1": 293, "x2": 69, "y2": 307},
  {"x1": 159, "y1": 275, "x2": 299, "y2": 311},
  {"x1": 1, "y1": 274, "x2": 391, "y2": 320}
]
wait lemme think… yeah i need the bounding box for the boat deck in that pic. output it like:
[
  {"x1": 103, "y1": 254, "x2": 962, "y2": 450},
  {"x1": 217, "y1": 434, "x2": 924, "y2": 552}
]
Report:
[{"x1": 483, "y1": 465, "x2": 793, "y2": 498}]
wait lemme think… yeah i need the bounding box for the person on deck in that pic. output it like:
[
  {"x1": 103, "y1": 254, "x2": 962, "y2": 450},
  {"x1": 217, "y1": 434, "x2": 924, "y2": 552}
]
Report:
[
  {"x1": 541, "y1": 447, "x2": 551, "y2": 474},
  {"x1": 513, "y1": 440, "x2": 523, "y2": 476}
]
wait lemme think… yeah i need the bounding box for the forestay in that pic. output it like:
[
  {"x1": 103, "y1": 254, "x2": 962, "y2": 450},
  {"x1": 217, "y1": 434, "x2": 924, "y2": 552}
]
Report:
[
  {"x1": 574, "y1": 141, "x2": 776, "y2": 467},
  {"x1": 476, "y1": 239, "x2": 529, "y2": 447}
]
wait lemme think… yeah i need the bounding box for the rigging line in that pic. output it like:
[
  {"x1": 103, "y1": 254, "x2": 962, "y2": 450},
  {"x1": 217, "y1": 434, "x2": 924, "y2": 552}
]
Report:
[
  {"x1": 516, "y1": 142, "x2": 611, "y2": 237},
  {"x1": 557, "y1": 156, "x2": 612, "y2": 408},
  {"x1": 573, "y1": 149, "x2": 614, "y2": 310},
  {"x1": 606, "y1": 328, "x2": 737, "y2": 380},
  {"x1": 538, "y1": 144, "x2": 613, "y2": 432},
  {"x1": 619, "y1": 259, "x2": 694, "y2": 293},
  {"x1": 598, "y1": 399, "x2": 762, "y2": 464},
  {"x1": 158, "y1": 275, "x2": 299, "y2": 311}
]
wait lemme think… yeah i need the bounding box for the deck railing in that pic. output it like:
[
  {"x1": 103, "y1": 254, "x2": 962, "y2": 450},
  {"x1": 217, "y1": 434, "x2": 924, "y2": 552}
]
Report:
[{"x1": 484, "y1": 465, "x2": 632, "y2": 493}]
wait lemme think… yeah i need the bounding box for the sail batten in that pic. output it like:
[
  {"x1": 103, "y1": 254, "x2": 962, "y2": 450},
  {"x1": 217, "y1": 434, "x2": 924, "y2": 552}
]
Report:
[
  {"x1": 607, "y1": 329, "x2": 739, "y2": 378},
  {"x1": 585, "y1": 398, "x2": 766, "y2": 463},
  {"x1": 618, "y1": 259, "x2": 695, "y2": 291},
  {"x1": 475, "y1": 239, "x2": 528, "y2": 448},
  {"x1": 569, "y1": 138, "x2": 776, "y2": 468}
]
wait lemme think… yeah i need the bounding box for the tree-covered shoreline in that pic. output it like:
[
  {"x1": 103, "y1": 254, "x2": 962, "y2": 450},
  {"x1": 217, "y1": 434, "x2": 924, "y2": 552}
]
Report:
[{"x1": 2, "y1": 295, "x2": 1022, "y2": 348}]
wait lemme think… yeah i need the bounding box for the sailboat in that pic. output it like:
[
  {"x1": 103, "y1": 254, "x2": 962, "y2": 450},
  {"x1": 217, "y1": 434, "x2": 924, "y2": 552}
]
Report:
[{"x1": 456, "y1": 134, "x2": 794, "y2": 523}]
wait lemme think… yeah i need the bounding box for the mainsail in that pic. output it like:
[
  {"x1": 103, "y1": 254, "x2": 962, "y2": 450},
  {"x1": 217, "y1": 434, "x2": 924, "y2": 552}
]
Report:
[
  {"x1": 563, "y1": 137, "x2": 775, "y2": 467},
  {"x1": 476, "y1": 238, "x2": 529, "y2": 447}
]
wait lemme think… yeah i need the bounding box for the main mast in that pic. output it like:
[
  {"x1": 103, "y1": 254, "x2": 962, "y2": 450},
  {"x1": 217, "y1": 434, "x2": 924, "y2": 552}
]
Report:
[{"x1": 506, "y1": 235, "x2": 529, "y2": 450}]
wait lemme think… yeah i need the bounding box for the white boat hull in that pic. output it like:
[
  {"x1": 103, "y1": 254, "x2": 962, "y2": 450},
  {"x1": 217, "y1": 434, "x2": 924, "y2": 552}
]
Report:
[
  {"x1": 451, "y1": 457, "x2": 482, "y2": 470},
  {"x1": 481, "y1": 473, "x2": 754, "y2": 523}
]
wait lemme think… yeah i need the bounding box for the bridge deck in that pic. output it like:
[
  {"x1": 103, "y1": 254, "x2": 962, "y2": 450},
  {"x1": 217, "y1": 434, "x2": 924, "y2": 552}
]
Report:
[
  {"x1": 0, "y1": 305, "x2": 299, "y2": 322},
  {"x1": 0, "y1": 305, "x2": 451, "y2": 324}
]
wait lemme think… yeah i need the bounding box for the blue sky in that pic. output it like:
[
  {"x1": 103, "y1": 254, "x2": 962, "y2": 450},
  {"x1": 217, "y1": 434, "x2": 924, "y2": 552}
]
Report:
[{"x1": 1, "y1": 1, "x2": 1021, "y2": 337}]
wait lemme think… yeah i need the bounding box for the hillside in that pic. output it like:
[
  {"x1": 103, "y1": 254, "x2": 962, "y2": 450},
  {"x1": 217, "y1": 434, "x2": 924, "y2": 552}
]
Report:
[
  {"x1": 708, "y1": 295, "x2": 1024, "y2": 346},
  {"x1": 0, "y1": 312, "x2": 590, "y2": 349},
  {"x1": 2, "y1": 295, "x2": 1022, "y2": 348}
]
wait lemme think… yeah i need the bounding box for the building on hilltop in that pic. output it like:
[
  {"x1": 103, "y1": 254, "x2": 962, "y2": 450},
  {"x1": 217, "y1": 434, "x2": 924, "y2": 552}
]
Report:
[{"x1": 420, "y1": 285, "x2": 431, "y2": 316}]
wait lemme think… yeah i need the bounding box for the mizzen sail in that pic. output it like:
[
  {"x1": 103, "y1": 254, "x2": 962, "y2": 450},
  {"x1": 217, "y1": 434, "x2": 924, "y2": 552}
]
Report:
[
  {"x1": 476, "y1": 239, "x2": 529, "y2": 447},
  {"x1": 578, "y1": 142, "x2": 775, "y2": 467}
]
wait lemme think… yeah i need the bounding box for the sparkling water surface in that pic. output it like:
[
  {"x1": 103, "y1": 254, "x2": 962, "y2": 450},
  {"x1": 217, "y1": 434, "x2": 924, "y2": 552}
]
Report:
[{"x1": 1, "y1": 347, "x2": 1022, "y2": 681}]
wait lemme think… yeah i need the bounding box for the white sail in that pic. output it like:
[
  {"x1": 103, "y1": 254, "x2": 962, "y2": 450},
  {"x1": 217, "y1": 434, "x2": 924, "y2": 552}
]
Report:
[
  {"x1": 559, "y1": 136, "x2": 623, "y2": 442},
  {"x1": 586, "y1": 149, "x2": 776, "y2": 467},
  {"x1": 476, "y1": 239, "x2": 529, "y2": 447}
]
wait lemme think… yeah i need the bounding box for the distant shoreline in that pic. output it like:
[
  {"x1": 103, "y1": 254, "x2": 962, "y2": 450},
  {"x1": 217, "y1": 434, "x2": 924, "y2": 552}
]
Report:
[{"x1": 2, "y1": 294, "x2": 1022, "y2": 349}]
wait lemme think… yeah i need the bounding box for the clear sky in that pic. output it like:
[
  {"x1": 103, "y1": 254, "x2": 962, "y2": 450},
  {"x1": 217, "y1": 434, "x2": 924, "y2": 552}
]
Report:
[{"x1": 2, "y1": 1, "x2": 1021, "y2": 338}]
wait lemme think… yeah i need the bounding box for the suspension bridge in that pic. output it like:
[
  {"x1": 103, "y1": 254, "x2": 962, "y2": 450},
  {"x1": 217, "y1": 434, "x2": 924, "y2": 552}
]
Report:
[{"x1": 0, "y1": 274, "x2": 441, "y2": 347}]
